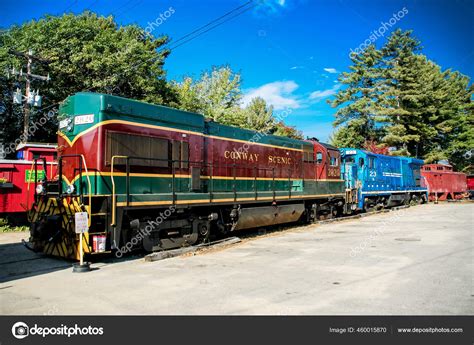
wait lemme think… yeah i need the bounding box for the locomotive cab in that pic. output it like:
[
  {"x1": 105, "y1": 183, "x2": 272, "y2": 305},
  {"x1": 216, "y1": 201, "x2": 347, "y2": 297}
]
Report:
[{"x1": 340, "y1": 148, "x2": 428, "y2": 211}]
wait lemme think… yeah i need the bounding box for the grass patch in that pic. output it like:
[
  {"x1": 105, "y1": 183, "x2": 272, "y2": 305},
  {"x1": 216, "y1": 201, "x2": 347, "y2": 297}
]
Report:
[{"x1": 0, "y1": 218, "x2": 29, "y2": 232}]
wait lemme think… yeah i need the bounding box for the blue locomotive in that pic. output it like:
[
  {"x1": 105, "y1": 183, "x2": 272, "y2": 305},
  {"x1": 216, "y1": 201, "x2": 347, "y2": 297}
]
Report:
[{"x1": 340, "y1": 148, "x2": 428, "y2": 211}]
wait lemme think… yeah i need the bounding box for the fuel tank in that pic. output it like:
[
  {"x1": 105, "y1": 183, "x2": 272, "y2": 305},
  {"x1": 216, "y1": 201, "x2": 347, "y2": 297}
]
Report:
[{"x1": 232, "y1": 204, "x2": 305, "y2": 231}]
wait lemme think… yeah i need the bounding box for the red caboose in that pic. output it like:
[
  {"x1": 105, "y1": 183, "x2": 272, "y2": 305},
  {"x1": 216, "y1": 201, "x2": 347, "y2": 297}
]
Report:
[
  {"x1": 421, "y1": 164, "x2": 467, "y2": 201},
  {"x1": 0, "y1": 143, "x2": 57, "y2": 221}
]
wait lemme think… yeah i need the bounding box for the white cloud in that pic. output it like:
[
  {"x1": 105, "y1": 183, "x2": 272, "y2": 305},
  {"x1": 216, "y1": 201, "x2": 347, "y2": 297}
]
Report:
[
  {"x1": 290, "y1": 66, "x2": 303, "y2": 70},
  {"x1": 323, "y1": 67, "x2": 338, "y2": 74},
  {"x1": 309, "y1": 84, "x2": 341, "y2": 100},
  {"x1": 254, "y1": 0, "x2": 288, "y2": 15},
  {"x1": 242, "y1": 81, "x2": 301, "y2": 110}
]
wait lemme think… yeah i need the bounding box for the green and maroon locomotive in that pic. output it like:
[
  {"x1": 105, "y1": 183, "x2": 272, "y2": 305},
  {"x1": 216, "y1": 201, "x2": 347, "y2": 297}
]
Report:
[{"x1": 29, "y1": 92, "x2": 346, "y2": 260}]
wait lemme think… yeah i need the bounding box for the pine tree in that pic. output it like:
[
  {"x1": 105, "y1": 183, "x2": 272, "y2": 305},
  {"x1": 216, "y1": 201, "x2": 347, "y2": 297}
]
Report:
[
  {"x1": 329, "y1": 44, "x2": 383, "y2": 147},
  {"x1": 330, "y1": 28, "x2": 473, "y2": 170},
  {"x1": 378, "y1": 30, "x2": 432, "y2": 156}
]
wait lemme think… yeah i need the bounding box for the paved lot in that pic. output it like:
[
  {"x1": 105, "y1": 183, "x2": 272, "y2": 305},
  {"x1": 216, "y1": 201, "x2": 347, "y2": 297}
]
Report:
[{"x1": 0, "y1": 203, "x2": 472, "y2": 315}]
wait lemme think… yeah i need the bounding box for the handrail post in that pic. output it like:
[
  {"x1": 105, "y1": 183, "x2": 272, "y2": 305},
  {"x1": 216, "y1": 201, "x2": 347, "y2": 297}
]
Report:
[
  {"x1": 79, "y1": 155, "x2": 92, "y2": 227},
  {"x1": 171, "y1": 161, "x2": 176, "y2": 205},
  {"x1": 209, "y1": 163, "x2": 213, "y2": 202},
  {"x1": 288, "y1": 168, "x2": 291, "y2": 199},
  {"x1": 34, "y1": 159, "x2": 38, "y2": 202},
  {"x1": 58, "y1": 157, "x2": 63, "y2": 195},
  {"x1": 126, "y1": 157, "x2": 130, "y2": 207},
  {"x1": 254, "y1": 166, "x2": 257, "y2": 201},
  {"x1": 110, "y1": 155, "x2": 127, "y2": 227},
  {"x1": 302, "y1": 162, "x2": 305, "y2": 191},
  {"x1": 78, "y1": 155, "x2": 83, "y2": 204},
  {"x1": 41, "y1": 158, "x2": 47, "y2": 193},
  {"x1": 233, "y1": 163, "x2": 236, "y2": 202},
  {"x1": 273, "y1": 167, "x2": 276, "y2": 201}
]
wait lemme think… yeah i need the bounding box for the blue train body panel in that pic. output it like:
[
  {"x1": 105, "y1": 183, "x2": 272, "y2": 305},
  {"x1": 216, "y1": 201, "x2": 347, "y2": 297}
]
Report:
[{"x1": 339, "y1": 148, "x2": 428, "y2": 210}]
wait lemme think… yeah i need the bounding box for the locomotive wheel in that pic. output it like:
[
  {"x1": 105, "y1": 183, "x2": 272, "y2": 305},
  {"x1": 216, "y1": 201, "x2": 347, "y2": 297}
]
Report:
[
  {"x1": 197, "y1": 223, "x2": 210, "y2": 243},
  {"x1": 363, "y1": 204, "x2": 374, "y2": 213}
]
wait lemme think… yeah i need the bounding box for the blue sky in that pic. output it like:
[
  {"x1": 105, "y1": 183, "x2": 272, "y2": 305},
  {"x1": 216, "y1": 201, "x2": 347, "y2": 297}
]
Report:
[{"x1": 1, "y1": 0, "x2": 473, "y2": 141}]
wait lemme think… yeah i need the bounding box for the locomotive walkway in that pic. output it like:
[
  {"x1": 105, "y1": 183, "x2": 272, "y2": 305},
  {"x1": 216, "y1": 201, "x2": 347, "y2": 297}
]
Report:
[{"x1": 0, "y1": 203, "x2": 472, "y2": 315}]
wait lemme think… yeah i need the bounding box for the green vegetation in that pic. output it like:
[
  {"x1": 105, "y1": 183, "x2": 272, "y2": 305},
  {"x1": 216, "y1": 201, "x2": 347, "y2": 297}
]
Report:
[
  {"x1": 0, "y1": 218, "x2": 28, "y2": 232},
  {"x1": 172, "y1": 66, "x2": 302, "y2": 137},
  {"x1": 329, "y1": 29, "x2": 473, "y2": 171},
  {"x1": 2, "y1": 14, "x2": 470, "y2": 167},
  {"x1": 0, "y1": 12, "x2": 301, "y2": 154}
]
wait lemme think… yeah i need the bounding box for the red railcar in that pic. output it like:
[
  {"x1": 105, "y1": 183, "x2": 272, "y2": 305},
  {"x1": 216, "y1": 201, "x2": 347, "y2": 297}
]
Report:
[
  {"x1": 421, "y1": 164, "x2": 467, "y2": 201},
  {"x1": 0, "y1": 143, "x2": 57, "y2": 221}
]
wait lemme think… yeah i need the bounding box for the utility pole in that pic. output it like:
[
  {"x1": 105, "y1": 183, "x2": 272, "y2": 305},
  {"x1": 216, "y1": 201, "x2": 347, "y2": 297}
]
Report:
[{"x1": 8, "y1": 49, "x2": 50, "y2": 142}]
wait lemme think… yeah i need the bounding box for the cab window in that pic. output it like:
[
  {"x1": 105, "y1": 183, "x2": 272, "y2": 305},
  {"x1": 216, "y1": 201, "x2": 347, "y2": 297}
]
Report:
[
  {"x1": 316, "y1": 152, "x2": 323, "y2": 164},
  {"x1": 368, "y1": 157, "x2": 375, "y2": 169},
  {"x1": 303, "y1": 146, "x2": 314, "y2": 163},
  {"x1": 359, "y1": 158, "x2": 364, "y2": 167}
]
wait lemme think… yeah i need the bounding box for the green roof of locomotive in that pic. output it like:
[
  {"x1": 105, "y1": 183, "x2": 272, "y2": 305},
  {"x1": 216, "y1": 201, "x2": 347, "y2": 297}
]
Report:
[{"x1": 59, "y1": 92, "x2": 309, "y2": 151}]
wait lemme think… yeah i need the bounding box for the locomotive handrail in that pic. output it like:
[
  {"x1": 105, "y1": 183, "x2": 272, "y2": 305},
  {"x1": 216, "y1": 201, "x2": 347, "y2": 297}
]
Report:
[
  {"x1": 288, "y1": 168, "x2": 291, "y2": 198},
  {"x1": 111, "y1": 155, "x2": 129, "y2": 227},
  {"x1": 108, "y1": 154, "x2": 309, "y2": 225},
  {"x1": 27, "y1": 158, "x2": 47, "y2": 210},
  {"x1": 110, "y1": 157, "x2": 282, "y2": 174},
  {"x1": 59, "y1": 154, "x2": 92, "y2": 226},
  {"x1": 233, "y1": 164, "x2": 237, "y2": 202},
  {"x1": 209, "y1": 163, "x2": 214, "y2": 202},
  {"x1": 272, "y1": 168, "x2": 276, "y2": 201},
  {"x1": 25, "y1": 160, "x2": 35, "y2": 217},
  {"x1": 254, "y1": 166, "x2": 258, "y2": 200},
  {"x1": 79, "y1": 154, "x2": 93, "y2": 227}
]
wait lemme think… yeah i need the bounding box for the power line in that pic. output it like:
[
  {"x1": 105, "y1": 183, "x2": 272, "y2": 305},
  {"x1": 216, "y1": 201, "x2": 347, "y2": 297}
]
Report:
[
  {"x1": 128, "y1": 1, "x2": 256, "y2": 71},
  {"x1": 99, "y1": 1, "x2": 256, "y2": 79},
  {"x1": 15, "y1": 0, "x2": 257, "y2": 115},
  {"x1": 113, "y1": 0, "x2": 144, "y2": 18},
  {"x1": 169, "y1": 3, "x2": 257, "y2": 50},
  {"x1": 62, "y1": 0, "x2": 79, "y2": 13},
  {"x1": 168, "y1": 0, "x2": 254, "y2": 48}
]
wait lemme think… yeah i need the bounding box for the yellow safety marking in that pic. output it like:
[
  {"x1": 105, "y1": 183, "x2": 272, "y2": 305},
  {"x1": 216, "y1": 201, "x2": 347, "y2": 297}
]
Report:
[
  {"x1": 116, "y1": 193, "x2": 345, "y2": 207},
  {"x1": 66, "y1": 171, "x2": 344, "y2": 185}
]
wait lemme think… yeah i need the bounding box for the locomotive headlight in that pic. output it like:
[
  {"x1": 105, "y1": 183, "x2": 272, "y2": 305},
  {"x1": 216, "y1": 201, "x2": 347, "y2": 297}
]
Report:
[
  {"x1": 35, "y1": 184, "x2": 44, "y2": 194},
  {"x1": 59, "y1": 117, "x2": 73, "y2": 132},
  {"x1": 66, "y1": 184, "x2": 75, "y2": 194}
]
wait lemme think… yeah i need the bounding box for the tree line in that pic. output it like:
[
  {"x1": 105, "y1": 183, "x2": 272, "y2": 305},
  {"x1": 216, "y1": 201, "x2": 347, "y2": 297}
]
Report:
[
  {"x1": 329, "y1": 29, "x2": 473, "y2": 171},
  {"x1": 1, "y1": 14, "x2": 472, "y2": 170},
  {"x1": 0, "y1": 12, "x2": 301, "y2": 159}
]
